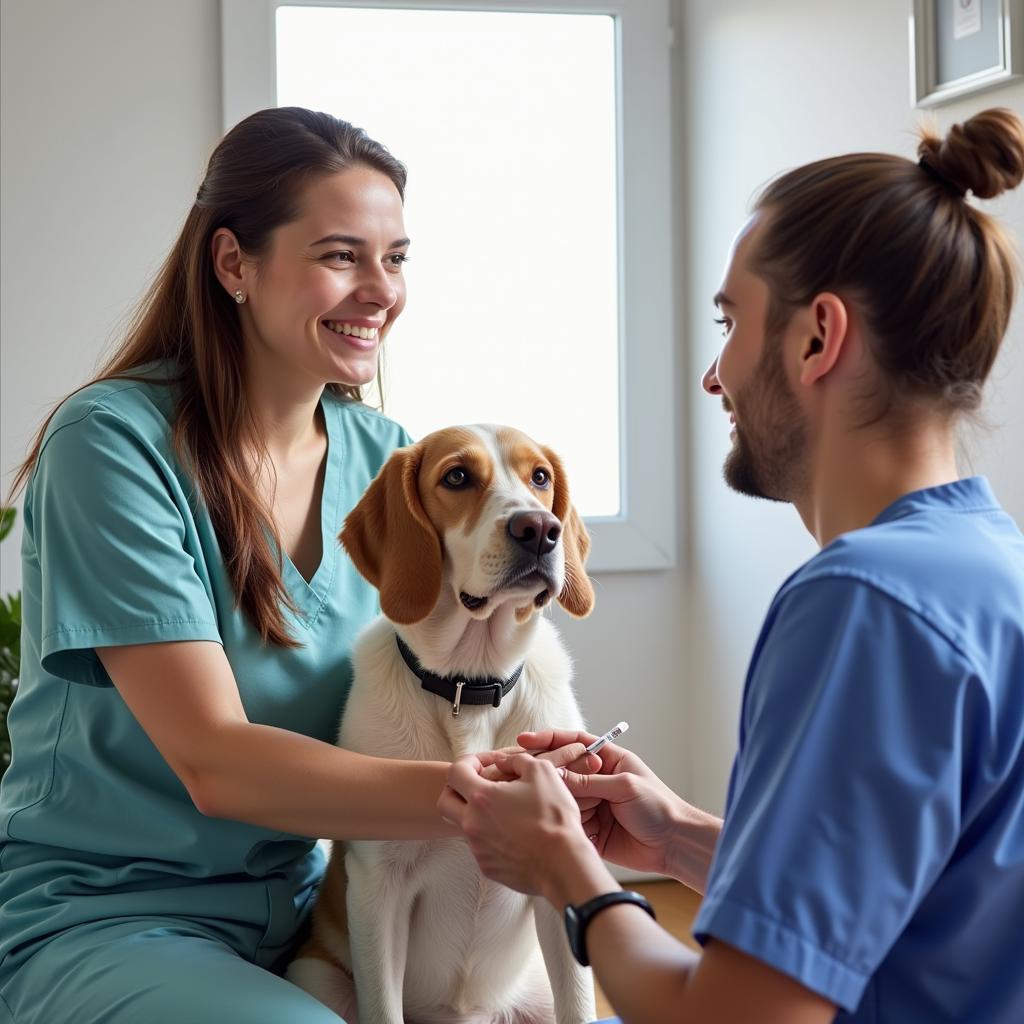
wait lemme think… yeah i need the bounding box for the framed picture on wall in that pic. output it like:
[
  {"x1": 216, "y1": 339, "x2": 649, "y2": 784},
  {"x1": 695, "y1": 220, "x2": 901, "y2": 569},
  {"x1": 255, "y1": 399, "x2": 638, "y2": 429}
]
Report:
[{"x1": 910, "y1": 0, "x2": 1023, "y2": 106}]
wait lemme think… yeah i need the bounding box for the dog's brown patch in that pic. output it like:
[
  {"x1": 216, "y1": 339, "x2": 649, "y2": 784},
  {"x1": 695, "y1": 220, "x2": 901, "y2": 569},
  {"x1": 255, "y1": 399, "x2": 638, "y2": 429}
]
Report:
[
  {"x1": 417, "y1": 427, "x2": 496, "y2": 537},
  {"x1": 541, "y1": 445, "x2": 595, "y2": 618}
]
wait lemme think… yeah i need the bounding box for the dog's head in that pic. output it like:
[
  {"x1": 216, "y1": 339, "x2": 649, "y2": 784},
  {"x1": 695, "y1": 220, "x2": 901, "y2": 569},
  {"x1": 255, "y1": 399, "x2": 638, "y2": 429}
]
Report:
[{"x1": 340, "y1": 425, "x2": 594, "y2": 625}]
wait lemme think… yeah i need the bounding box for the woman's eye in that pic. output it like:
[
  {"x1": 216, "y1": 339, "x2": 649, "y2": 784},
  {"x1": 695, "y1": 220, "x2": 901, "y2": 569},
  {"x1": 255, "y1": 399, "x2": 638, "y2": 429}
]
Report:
[
  {"x1": 713, "y1": 315, "x2": 732, "y2": 336},
  {"x1": 386, "y1": 253, "x2": 409, "y2": 268},
  {"x1": 442, "y1": 467, "x2": 470, "y2": 489},
  {"x1": 326, "y1": 251, "x2": 355, "y2": 264},
  {"x1": 532, "y1": 468, "x2": 550, "y2": 488}
]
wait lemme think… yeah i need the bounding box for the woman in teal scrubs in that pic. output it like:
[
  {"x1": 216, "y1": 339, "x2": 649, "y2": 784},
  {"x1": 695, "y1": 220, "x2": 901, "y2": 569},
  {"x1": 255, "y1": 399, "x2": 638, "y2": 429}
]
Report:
[{"x1": 0, "y1": 106, "x2": 547, "y2": 1024}]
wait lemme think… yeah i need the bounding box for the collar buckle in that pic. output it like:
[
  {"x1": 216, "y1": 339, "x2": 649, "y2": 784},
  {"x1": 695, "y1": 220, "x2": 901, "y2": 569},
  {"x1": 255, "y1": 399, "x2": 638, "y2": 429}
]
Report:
[{"x1": 452, "y1": 681, "x2": 466, "y2": 718}]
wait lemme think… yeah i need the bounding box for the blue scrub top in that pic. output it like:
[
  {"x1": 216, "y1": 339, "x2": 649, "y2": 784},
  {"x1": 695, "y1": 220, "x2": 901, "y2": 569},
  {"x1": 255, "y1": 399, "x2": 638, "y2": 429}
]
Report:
[
  {"x1": 0, "y1": 367, "x2": 410, "y2": 976},
  {"x1": 693, "y1": 477, "x2": 1024, "y2": 1023}
]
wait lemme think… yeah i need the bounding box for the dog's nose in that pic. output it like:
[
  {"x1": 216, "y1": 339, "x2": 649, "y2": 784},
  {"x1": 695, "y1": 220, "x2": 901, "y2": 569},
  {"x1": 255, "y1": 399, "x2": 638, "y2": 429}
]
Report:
[{"x1": 507, "y1": 510, "x2": 562, "y2": 557}]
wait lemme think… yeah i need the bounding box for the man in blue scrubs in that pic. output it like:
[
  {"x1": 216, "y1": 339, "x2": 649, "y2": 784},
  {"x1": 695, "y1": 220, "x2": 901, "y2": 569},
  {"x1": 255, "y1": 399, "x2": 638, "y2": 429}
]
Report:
[{"x1": 440, "y1": 108, "x2": 1024, "y2": 1022}]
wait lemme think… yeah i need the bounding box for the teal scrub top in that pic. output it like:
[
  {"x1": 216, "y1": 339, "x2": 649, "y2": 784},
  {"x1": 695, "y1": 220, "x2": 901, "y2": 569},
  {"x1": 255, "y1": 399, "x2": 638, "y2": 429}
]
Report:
[{"x1": 0, "y1": 367, "x2": 410, "y2": 973}]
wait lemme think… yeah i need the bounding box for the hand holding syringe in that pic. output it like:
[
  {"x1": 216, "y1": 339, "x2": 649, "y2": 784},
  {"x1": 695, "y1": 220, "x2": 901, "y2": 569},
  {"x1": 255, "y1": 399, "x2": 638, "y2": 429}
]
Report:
[
  {"x1": 523, "y1": 721, "x2": 629, "y2": 761},
  {"x1": 585, "y1": 721, "x2": 629, "y2": 755}
]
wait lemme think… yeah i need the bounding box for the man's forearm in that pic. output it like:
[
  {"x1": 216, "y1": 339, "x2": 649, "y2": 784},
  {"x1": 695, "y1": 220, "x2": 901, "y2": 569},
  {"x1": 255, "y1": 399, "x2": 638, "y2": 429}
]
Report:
[
  {"x1": 665, "y1": 804, "x2": 723, "y2": 894},
  {"x1": 542, "y1": 840, "x2": 699, "y2": 1024},
  {"x1": 590, "y1": 905, "x2": 700, "y2": 1023}
]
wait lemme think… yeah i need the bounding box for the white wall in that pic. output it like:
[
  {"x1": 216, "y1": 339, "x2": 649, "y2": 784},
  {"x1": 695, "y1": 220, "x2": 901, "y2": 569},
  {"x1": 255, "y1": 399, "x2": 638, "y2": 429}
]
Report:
[
  {"x1": 0, "y1": 0, "x2": 222, "y2": 575},
  {"x1": 2, "y1": 0, "x2": 1022, "y2": 828}
]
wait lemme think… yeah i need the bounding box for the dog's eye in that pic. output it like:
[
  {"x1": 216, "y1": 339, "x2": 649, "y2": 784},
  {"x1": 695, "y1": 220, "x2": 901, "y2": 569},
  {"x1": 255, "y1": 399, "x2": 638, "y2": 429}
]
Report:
[
  {"x1": 442, "y1": 467, "x2": 470, "y2": 489},
  {"x1": 531, "y1": 468, "x2": 551, "y2": 488}
]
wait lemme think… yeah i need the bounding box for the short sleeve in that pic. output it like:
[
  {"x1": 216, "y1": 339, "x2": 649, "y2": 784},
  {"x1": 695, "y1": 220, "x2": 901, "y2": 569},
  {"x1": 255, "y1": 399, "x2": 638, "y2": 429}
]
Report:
[
  {"x1": 693, "y1": 575, "x2": 976, "y2": 1011},
  {"x1": 27, "y1": 403, "x2": 221, "y2": 686}
]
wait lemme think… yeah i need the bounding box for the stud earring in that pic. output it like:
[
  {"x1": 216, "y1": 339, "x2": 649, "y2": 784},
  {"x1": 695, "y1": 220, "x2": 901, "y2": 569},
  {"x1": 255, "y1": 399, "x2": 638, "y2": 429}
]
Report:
[{"x1": 233, "y1": 289, "x2": 246, "y2": 304}]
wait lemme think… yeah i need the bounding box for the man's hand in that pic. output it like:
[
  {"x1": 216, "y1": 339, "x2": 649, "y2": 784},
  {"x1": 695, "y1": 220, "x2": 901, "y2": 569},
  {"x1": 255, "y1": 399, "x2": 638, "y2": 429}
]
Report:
[{"x1": 511, "y1": 729, "x2": 721, "y2": 889}]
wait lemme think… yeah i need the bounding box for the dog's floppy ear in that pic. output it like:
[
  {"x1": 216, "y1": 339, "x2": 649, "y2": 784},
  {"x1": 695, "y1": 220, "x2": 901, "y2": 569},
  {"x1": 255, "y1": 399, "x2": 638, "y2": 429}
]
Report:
[
  {"x1": 541, "y1": 446, "x2": 595, "y2": 618},
  {"x1": 340, "y1": 443, "x2": 443, "y2": 624}
]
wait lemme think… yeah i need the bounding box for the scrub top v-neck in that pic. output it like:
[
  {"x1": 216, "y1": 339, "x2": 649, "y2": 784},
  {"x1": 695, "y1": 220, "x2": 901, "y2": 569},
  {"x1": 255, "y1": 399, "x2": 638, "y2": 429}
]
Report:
[
  {"x1": 280, "y1": 405, "x2": 343, "y2": 623},
  {"x1": 0, "y1": 366, "x2": 411, "y2": 976}
]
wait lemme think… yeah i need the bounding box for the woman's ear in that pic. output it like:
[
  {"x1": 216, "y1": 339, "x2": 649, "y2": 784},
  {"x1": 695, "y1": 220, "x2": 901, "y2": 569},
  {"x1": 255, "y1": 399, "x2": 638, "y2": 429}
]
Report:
[
  {"x1": 541, "y1": 446, "x2": 595, "y2": 618},
  {"x1": 798, "y1": 292, "x2": 849, "y2": 387},
  {"x1": 340, "y1": 443, "x2": 443, "y2": 624},
  {"x1": 210, "y1": 227, "x2": 248, "y2": 300}
]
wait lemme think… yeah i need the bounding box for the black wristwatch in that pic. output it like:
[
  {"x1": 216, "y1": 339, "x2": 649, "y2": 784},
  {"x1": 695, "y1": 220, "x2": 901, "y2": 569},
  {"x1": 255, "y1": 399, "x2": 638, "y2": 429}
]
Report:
[{"x1": 564, "y1": 891, "x2": 656, "y2": 966}]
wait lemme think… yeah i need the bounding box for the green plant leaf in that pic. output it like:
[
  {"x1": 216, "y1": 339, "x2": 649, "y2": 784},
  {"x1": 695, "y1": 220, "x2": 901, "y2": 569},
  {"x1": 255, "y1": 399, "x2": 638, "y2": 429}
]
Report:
[
  {"x1": 0, "y1": 507, "x2": 14, "y2": 543},
  {"x1": 0, "y1": 593, "x2": 20, "y2": 629}
]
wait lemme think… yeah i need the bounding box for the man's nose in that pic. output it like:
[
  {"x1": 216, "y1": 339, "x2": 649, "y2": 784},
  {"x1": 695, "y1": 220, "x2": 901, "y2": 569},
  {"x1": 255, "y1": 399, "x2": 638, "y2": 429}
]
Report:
[
  {"x1": 507, "y1": 510, "x2": 562, "y2": 557},
  {"x1": 702, "y1": 357, "x2": 723, "y2": 395}
]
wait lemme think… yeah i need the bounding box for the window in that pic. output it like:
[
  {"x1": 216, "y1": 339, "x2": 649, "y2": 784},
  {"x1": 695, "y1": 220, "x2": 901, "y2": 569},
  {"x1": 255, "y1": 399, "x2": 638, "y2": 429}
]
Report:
[{"x1": 221, "y1": 0, "x2": 675, "y2": 571}]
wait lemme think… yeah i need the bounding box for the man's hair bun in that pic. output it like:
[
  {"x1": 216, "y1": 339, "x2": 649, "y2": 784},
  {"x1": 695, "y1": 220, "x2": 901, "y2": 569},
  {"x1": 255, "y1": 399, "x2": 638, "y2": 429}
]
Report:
[{"x1": 918, "y1": 107, "x2": 1024, "y2": 200}]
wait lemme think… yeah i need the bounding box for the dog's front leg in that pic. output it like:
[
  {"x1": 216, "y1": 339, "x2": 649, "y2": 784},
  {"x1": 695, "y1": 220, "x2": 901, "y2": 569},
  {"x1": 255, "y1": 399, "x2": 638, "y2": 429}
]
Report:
[
  {"x1": 532, "y1": 896, "x2": 597, "y2": 1024},
  {"x1": 345, "y1": 844, "x2": 415, "y2": 1024}
]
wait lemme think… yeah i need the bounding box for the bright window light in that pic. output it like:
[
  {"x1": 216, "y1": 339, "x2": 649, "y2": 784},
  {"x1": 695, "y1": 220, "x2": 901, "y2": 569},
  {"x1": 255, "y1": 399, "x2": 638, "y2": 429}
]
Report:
[{"x1": 277, "y1": 6, "x2": 621, "y2": 517}]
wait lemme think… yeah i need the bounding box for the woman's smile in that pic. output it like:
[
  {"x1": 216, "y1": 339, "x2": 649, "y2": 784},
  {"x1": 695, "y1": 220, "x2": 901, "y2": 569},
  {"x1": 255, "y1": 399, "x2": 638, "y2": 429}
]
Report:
[{"x1": 319, "y1": 318, "x2": 380, "y2": 352}]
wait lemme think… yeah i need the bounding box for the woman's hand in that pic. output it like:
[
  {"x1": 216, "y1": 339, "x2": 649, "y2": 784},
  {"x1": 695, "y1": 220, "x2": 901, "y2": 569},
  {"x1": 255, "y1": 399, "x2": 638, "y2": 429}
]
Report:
[
  {"x1": 476, "y1": 740, "x2": 600, "y2": 783},
  {"x1": 513, "y1": 729, "x2": 722, "y2": 890},
  {"x1": 438, "y1": 752, "x2": 608, "y2": 901}
]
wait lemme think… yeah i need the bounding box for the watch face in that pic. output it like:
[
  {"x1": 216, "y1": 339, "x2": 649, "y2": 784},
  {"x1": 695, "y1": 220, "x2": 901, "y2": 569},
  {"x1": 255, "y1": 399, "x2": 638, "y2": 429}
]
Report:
[
  {"x1": 564, "y1": 891, "x2": 654, "y2": 969},
  {"x1": 563, "y1": 903, "x2": 584, "y2": 964}
]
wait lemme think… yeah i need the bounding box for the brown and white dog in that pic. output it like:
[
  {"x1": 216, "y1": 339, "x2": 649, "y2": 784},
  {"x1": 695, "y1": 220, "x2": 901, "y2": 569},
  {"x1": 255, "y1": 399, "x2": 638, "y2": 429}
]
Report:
[{"x1": 286, "y1": 424, "x2": 597, "y2": 1024}]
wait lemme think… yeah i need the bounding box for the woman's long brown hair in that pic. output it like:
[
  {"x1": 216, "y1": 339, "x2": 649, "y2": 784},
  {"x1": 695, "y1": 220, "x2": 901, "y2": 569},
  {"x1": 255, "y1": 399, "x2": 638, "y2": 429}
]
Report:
[{"x1": 8, "y1": 107, "x2": 407, "y2": 647}]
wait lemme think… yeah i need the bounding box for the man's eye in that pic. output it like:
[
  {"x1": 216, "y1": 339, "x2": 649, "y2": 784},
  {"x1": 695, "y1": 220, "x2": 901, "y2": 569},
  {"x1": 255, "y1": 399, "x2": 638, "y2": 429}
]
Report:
[
  {"x1": 531, "y1": 468, "x2": 551, "y2": 488},
  {"x1": 442, "y1": 467, "x2": 470, "y2": 489},
  {"x1": 713, "y1": 315, "x2": 731, "y2": 336},
  {"x1": 387, "y1": 253, "x2": 410, "y2": 268}
]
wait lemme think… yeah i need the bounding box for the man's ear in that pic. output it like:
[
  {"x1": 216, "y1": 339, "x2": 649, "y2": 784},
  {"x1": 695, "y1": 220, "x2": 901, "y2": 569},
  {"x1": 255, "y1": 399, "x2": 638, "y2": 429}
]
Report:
[{"x1": 798, "y1": 292, "x2": 849, "y2": 387}]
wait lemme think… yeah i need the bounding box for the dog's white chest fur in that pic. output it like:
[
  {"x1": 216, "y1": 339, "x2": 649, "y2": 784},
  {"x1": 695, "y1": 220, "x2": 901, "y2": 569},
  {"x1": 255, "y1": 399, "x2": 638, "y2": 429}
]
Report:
[{"x1": 350, "y1": 618, "x2": 586, "y2": 1019}]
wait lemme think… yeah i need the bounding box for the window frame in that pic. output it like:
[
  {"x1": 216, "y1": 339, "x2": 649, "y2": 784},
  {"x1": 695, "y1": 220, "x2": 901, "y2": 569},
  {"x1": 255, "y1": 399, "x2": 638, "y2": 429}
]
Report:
[{"x1": 220, "y1": 0, "x2": 676, "y2": 572}]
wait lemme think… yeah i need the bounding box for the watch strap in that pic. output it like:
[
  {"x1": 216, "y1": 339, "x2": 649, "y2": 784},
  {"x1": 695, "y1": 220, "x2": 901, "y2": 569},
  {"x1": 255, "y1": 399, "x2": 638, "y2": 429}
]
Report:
[{"x1": 567, "y1": 890, "x2": 656, "y2": 967}]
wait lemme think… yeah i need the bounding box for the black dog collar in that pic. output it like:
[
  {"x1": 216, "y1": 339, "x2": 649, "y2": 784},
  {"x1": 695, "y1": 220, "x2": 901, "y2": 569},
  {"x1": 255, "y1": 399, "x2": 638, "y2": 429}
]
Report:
[{"x1": 395, "y1": 634, "x2": 524, "y2": 718}]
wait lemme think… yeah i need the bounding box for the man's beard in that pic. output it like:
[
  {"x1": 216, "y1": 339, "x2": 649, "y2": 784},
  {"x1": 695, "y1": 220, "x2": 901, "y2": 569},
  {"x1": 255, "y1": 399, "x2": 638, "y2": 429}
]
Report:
[{"x1": 722, "y1": 334, "x2": 807, "y2": 503}]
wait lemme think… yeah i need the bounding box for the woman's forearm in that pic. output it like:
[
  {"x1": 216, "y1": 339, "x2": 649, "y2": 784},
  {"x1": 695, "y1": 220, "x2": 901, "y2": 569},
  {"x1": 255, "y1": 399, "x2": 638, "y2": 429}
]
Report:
[
  {"x1": 191, "y1": 721, "x2": 455, "y2": 840},
  {"x1": 97, "y1": 641, "x2": 456, "y2": 840}
]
